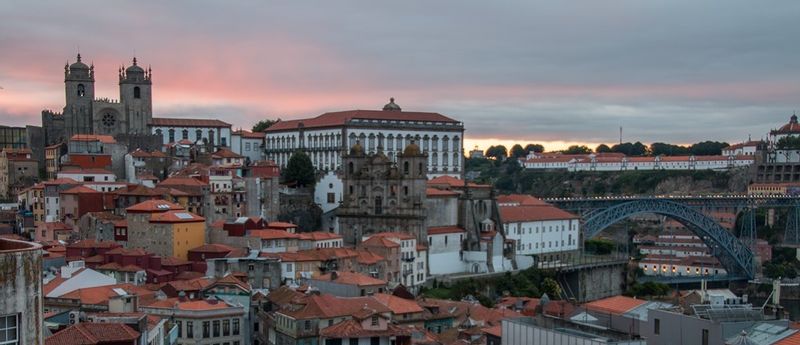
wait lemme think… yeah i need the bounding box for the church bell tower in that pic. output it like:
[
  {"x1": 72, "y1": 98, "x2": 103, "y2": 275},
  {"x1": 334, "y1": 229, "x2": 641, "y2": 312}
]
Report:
[{"x1": 63, "y1": 53, "x2": 95, "y2": 138}]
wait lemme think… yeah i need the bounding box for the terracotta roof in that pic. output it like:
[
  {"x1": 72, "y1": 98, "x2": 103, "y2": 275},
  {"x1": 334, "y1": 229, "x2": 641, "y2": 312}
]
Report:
[
  {"x1": 496, "y1": 194, "x2": 550, "y2": 206},
  {"x1": 146, "y1": 297, "x2": 237, "y2": 311},
  {"x1": 298, "y1": 231, "x2": 343, "y2": 241},
  {"x1": 315, "y1": 271, "x2": 387, "y2": 287},
  {"x1": 482, "y1": 325, "x2": 502, "y2": 338},
  {"x1": 320, "y1": 318, "x2": 410, "y2": 339},
  {"x1": 266, "y1": 109, "x2": 459, "y2": 132},
  {"x1": 212, "y1": 148, "x2": 244, "y2": 159},
  {"x1": 161, "y1": 256, "x2": 191, "y2": 266},
  {"x1": 67, "y1": 239, "x2": 120, "y2": 249},
  {"x1": 59, "y1": 283, "x2": 155, "y2": 306},
  {"x1": 59, "y1": 168, "x2": 115, "y2": 175},
  {"x1": 45, "y1": 322, "x2": 139, "y2": 345},
  {"x1": 267, "y1": 221, "x2": 298, "y2": 229},
  {"x1": 43, "y1": 222, "x2": 72, "y2": 232},
  {"x1": 164, "y1": 277, "x2": 213, "y2": 292},
  {"x1": 428, "y1": 175, "x2": 490, "y2": 188},
  {"x1": 361, "y1": 236, "x2": 400, "y2": 248},
  {"x1": 150, "y1": 117, "x2": 232, "y2": 128},
  {"x1": 149, "y1": 210, "x2": 205, "y2": 223},
  {"x1": 43, "y1": 177, "x2": 80, "y2": 186},
  {"x1": 69, "y1": 134, "x2": 117, "y2": 144},
  {"x1": 126, "y1": 199, "x2": 183, "y2": 213},
  {"x1": 584, "y1": 295, "x2": 647, "y2": 315},
  {"x1": 426, "y1": 188, "x2": 459, "y2": 197},
  {"x1": 773, "y1": 330, "x2": 800, "y2": 345},
  {"x1": 773, "y1": 115, "x2": 800, "y2": 135},
  {"x1": 189, "y1": 243, "x2": 235, "y2": 253},
  {"x1": 280, "y1": 294, "x2": 391, "y2": 319},
  {"x1": 61, "y1": 185, "x2": 100, "y2": 194},
  {"x1": 427, "y1": 226, "x2": 466, "y2": 235},
  {"x1": 499, "y1": 205, "x2": 578, "y2": 223},
  {"x1": 373, "y1": 293, "x2": 424, "y2": 314},
  {"x1": 233, "y1": 130, "x2": 266, "y2": 139},
  {"x1": 356, "y1": 250, "x2": 385, "y2": 265},
  {"x1": 249, "y1": 229, "x2": 299, "y2": 240}
]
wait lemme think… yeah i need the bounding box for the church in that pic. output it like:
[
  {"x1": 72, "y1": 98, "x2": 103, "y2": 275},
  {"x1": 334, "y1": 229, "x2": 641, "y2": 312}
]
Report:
[{"x1": 42, "y1": 54, "x2": 154, "y2": 145}]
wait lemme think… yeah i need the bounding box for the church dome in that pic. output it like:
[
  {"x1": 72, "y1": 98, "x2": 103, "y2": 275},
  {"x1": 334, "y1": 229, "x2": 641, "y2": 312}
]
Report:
[
  {"x1": 403, "y1": 140, "x2": 421, "y2": 156},
  {"x1": 773, "y1": 113, "x2": 800, "y2": 135},
  {"x1": 125, "y1": 57, "x2": 145, "y2": 73},
  {"x1": 349, "y1": 140, "x2": 365, "y2": 155},
  {"x1": 69, "y1": 54, "x2": 89, "y2": 70},
  {"x1": 382, "y1": 97, "x2": 402, "y2": 111}
]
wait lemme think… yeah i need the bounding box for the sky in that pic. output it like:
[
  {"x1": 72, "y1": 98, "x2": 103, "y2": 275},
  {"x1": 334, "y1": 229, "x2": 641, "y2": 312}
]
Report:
[{"x1": 1, "y1": 1, "x2": 799, "y2": 151}]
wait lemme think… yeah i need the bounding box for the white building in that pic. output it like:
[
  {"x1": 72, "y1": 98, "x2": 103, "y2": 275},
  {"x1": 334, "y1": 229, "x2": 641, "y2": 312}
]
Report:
[
  {"x1": 362, "y1": 232, "x2": 428, "y2": 289},
  {"x1": 149, "y1": 117, "x2": 232, "y2": 148},
  {"x1": 523, "y1": 152, "x2": 754, "y2": 172},
  {"x1": 498, "y1": 195, "x2": 580, "y2": 263},
  {"x1": 297, "y1": 232, "x2": 343, "y2": 250},
  {"x1": 722, "y1": 141, "x2": 760, "y2": 156},
  {"x1": 264, "y1": 98, "x2": 465, "y2": 178},
  {"x1": 426, "y1": 226, "x2": 466, "y2": 275},
  {"x1": 231, "y1": 130, "x2": 265, "y2": 163},
  {"x1": 57, "y1": 167, "x2": 117, "y2": 182}
]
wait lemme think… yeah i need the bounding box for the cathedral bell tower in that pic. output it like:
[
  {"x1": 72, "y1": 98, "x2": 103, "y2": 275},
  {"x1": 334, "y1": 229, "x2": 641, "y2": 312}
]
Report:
[
  {"x1": 63, "y1": 53, "x2": 95, "y2": 138},
  {"x1": 119, "y1": 57, "x2": 153, "y2": 134}
]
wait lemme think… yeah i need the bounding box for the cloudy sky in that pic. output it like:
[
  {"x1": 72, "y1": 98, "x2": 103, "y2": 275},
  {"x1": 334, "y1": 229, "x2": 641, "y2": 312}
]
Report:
[{"x1": 1, "y1": 1, "x2": 799, "y2": 150}]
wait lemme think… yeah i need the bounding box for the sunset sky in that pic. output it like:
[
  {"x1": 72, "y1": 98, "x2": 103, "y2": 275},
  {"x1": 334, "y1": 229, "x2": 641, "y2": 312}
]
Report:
[{"x1": 1, "y1": 1, "x2": 799, "y2": 151}]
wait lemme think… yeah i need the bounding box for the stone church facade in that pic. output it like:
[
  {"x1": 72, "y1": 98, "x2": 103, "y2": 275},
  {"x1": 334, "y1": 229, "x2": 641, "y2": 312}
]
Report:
[
  {"x1": 42, "y1": 54, "x2": 155, "y2": 146},
  {"x1": 337, "y1": 140, "x2": 428, "y2": 245}
]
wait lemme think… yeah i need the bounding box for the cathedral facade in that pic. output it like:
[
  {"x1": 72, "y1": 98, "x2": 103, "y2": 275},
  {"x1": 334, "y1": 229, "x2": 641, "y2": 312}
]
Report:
[
  {"x1": 337, "y1": 140, "x2": 428, "y2": 245},
  {"x1": 42, "y1": 54, "x2": 153, "y2": 145}
]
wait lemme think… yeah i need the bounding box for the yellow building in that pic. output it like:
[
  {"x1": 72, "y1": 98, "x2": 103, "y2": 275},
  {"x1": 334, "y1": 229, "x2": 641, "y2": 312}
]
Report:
[{"x1": 125, "y1": 199, "x2": 206, "y2": 260}]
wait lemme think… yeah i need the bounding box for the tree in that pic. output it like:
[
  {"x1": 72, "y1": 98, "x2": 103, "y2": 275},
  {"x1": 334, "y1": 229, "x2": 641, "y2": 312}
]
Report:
[
  {"x1": 524, "y1": 143, "x2": 545, "y2": 153},
  {"x1": 282, "y1": 151, "x2": 316, "y2": 187},
  {"x1": 510, "y1": 144, "x2": 526, "y2": 159},
  {"x1": 596, "y1": 144, "x2": 612, "y2": 153},
  {"x1": 485, "y1": 145, "x2": 508, "y2": 159},
  {"x1": 777, "y1": 136, "x2": 800, "y2": 150},
  {"x1": 650, "y1": 142, "x2": 690, "y2": 156},
  {"x1": 690, "y1": 141, "x2": 729, "y2": 156},
  {"x1": 252, "y1": 118, "x2": 281, "y2": 132},
  {"x1": 611, "y1": 141, "x2": 647, "y2": 156},
  {"x1": 541, "y1": 278, "x2": 561, "y2": 298},
  {"x1": 563, "y1": 145, "x2": 591, "y2": 154}
]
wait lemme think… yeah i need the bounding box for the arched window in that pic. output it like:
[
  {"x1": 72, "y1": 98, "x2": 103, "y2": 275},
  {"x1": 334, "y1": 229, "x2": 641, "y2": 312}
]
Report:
[
  {"x1": 168, "y1": 129, "x2": 175, "y2": 143},
  {"x1": 77, "y1": 84, "x2": 85, "y2": 97},
  {"x1": 196, "y1": 129, "x2": 203, "y2": 141},
  {"x1": 155, "y1": 129, "x2": 163, "y2": 137},
  {"x1": 403, "y1": 162, "x2": 409, "y2": 175},
  {"x1": 182, "y1": 129, "x2": 189, "y2": 140},
  {"x1": 209, "y1": 130, "x2": 215, "y2": 146},
  {"x1": 348, "y1": 162, "x2": 354, "y2": 174},
  {"x1": 133, "y1": 86, "x2": 141, "y2": 99},
  {"x1": 418, "y1": 162, "x2": 423, "y2": 176}
]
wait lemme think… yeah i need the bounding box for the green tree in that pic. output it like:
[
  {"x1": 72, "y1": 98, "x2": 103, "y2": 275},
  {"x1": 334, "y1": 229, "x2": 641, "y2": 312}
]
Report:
[
  {"x1": 777, "y1": 136, "x2": 800, "y2": 150},
  {"x1": 510, "y1": 144, "x2": 527, "y2": 159},
  {"x1": 563, "y1": 145, "x2": 592, "y2": 154},
  {"x1": 252, "y1": 118, "x2": 281, "y2": 132},
  {"x1": 282, "y1": 151, "x2": 316, "y2": 187},
  {"x1": 596, "y1": 144, "x2": 612, "y2": 153},
  {"x1": 485, "y1": 145, "x2": 508, "y2": 159},
  {"x1": 524, "y1": 143, "x2": 545, "y2": 153},
  {"x1": 541, "y1": 278, "x2": 561, "y2": 298},
  {"x1": 690, "y1": 141, "x2": 729, "y2": 156},
  {"x1": 651, "y1": 142, "x2": 690, "y2": 156},
  {"x1": 611, "y1": 141, "x2": 648, "y2": 156}
]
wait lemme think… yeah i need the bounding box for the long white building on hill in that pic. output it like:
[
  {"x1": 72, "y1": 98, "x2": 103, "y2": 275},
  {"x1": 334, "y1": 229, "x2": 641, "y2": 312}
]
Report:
[{"x1": 522, "y1": 152, "x2": 754, "y2": 172}]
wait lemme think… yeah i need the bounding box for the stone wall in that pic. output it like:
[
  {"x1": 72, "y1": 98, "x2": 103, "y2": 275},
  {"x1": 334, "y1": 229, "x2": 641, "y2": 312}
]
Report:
[{"x1": 0, "y1": 239, "x2": 44, "y2": 345}]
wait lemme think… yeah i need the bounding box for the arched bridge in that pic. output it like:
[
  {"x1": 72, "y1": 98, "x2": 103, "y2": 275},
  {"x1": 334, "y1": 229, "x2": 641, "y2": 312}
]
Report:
[{"x1": 582, "y1": 199, "x2": 755, "y2": 279}]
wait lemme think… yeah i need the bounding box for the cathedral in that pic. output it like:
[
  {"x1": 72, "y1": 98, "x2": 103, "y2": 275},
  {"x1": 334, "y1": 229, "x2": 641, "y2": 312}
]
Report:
[
  {"x1": 337, "y1": 140, "x2": 428, "y2": 244},
  {"x1": 42, "y1": 54, "x2": 154, "y2": 145}
]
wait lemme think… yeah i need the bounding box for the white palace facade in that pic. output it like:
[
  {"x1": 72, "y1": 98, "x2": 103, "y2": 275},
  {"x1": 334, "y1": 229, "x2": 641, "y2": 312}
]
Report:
[
  {"x1": 264, "y1": 98, "x2": 465, "y2": 178},
  {"x1": 523, "y1": 152, "x2": 754, "y2": 172}
]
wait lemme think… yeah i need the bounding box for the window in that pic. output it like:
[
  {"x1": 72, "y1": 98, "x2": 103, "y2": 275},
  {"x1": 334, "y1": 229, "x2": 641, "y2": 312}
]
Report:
[
  {"x1": 221, "y1": 137, "x2": 227, "y2": 147},
  {"x1": 177, "y1": 321, "x2": 183, "y2": 337},
  {"x1": 304, "y1": 320, "x2": 311, "y2": 330},
  {"x1": 182, "y1": 129, "x2": 189, "y2": 140},
  {"x1": 233, "y1": 319, "x2": 240, "y2": 335},
  {"x1": 0, "y1": 314, "x2": 18, "y2": 345},
  {"x1": 202, "y1": 321, "x2": 210, "y2": 338},
  {"x1": 350, "y1": 339, "x2": 359, "y2": 345},
  {"x1": 168, "y1": 129, "x2": 175, "y2": 143},
  {"x1": 223, "y1": 320, "x2": 230, "y2": 336},
  {"x1": 374, "y1": 196, "x2": 383, "y2": 214},
  {"x1": 654, "y1": 318, "x2": 660, "y2": 335},
  {"x1": 186, "y1": 321, "x2": 193, "y2": 338},
  {"x1": 371, "y1": 315, "x2": 379, "y2": 326},
  {"x1": 133, "y1": 86, "x2": 141, "y2": 99},
  {"x1": 702, "y1": 329, "x2": 709, "y2": 345},
  {"x1": 213, "y1": 320, "x2": 220, "y2": 337},
  {"x1": 371, "y1": 337, "x2": 380, "y2": 345},
  {"x1": 196, "y1": 129, "x2": 203, "y2": 141},
  {"x1": 327, "y1": 193, "x2": 336, "y2": 203},
  {"x1": 77, "y1": 84, "x2": 85, "y2": 97}
]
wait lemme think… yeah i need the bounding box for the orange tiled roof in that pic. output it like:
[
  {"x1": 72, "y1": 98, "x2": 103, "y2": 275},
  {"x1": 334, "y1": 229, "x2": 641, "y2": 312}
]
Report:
[
  {"x1": 249, "y1": 229, "x2": 299, "y2": 240},
  {"x1": 60, "y1": 284, "x2": 155, "y2": 306},
  {"x1": 369, "y1": 231, "x2": 415, "y2": 240},
  {"x1": 61, "y1": 185, "x2": 100, "y2": 194},
  {"x1": 499, "y1": 205, "x2": 578, "y2": 223},
  {"x1": 266, "y1": 109, "x2": 458, "y2": 132},
  {"x1": 212, "y1": 148, "x2": 244, "y2": 159},
  {"x1": 373, "y1": 293, "x2": 424, "y2": 314},
  {"x1": 267, "y1": 221, "x2": 298, "y2": 229},
  {"x1": 298, "y1": 231, "x2": 343, "y2": 241},
  {"x1": 428, "y1": 226, "x2": 465, "y2": 235},
  {"x1": 774, "y1": 331, "x2": 800, "y2": 345},
  {"x1": 584, "y1": 295, "x2": 647, "y2": 315},
  {"x1": 157, "y1": 176, "x2": 208, "y2": 187},
  {"x1": 426, "y1": 188, "x2": 459, "y2": 197},
  {"x1": 319, "y1": 318, "x2": 410, "y2": 339},
  {"x1": 149, "y1": 210, "x2": 204, "y2": 223},
  {"x1": 126, "y1": 199, "x2": 183, "y2": 213},
  {"x1": 45, "y1": 322, "x2": 139, "y2": 345},
  {"x1": 150, "y1": 117, "x2": 232, "y2": 128},
  {"x1": 361, "y1": 236, "x2": 400, "y2": 248},
  {"x1": 496, "y1": 194, "x2": 550, "y2": 206},
  {"x1": 69, "y1": 134, "x2": 117, "y2": 144},
  {"x1": 189, "y1": 243, "x2": 235, "y2": 253}
]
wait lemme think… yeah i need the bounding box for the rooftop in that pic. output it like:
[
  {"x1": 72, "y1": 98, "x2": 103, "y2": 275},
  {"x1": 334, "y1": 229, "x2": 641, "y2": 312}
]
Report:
[
  {"x1": 315, "y1": 271, "x2": 387, "y2": 287},
  {"x1": 266, "y1": 108, "x2": 459, "y2": 132},
  {"x1": 45, "y1": 322, "x2": 139, "y2": 345},
  {"x1": 150, "y1": 117, "x2": 232, "y2": 128}
]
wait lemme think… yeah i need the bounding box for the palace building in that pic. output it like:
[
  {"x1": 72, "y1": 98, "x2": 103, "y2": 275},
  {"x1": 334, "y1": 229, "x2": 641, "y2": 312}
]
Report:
[{"x1": 264, "y1": 98, "x2": 465, "y2": 178}]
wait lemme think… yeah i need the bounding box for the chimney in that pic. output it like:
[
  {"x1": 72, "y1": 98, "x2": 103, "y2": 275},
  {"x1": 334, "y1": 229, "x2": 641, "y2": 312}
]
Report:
[{"x1": 178, "y1": 291, "x2": 187, "y2": 302}]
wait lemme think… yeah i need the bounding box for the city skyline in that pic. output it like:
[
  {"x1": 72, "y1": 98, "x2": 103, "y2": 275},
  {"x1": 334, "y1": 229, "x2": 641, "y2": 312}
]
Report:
[{"x1": 2, "y1": 1, "x2": 800, "y2": 151}]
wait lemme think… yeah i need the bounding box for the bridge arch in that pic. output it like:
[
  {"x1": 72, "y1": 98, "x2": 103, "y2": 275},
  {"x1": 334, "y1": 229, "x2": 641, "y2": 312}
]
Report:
[{"x1": 583, "y1": 199, "x2": 755, "y2": 278}]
